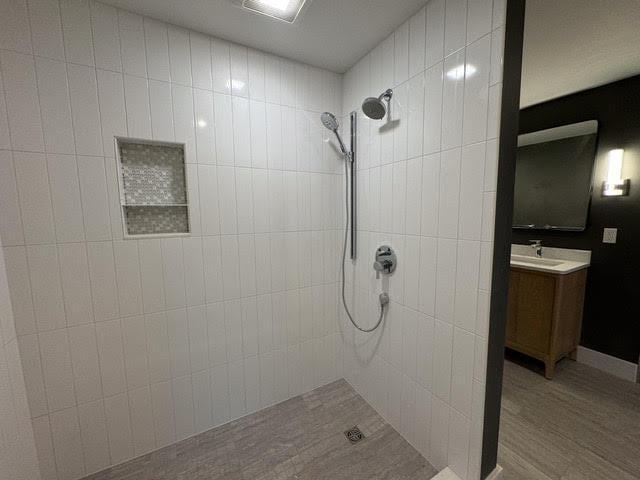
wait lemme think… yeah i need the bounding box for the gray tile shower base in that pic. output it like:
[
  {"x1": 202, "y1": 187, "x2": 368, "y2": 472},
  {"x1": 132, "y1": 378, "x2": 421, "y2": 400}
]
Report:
[{"x1": 82, "y1": 379, "x2": 437, "y2": 480}]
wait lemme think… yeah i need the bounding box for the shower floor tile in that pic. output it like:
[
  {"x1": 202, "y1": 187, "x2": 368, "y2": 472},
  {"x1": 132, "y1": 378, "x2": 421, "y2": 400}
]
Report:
[{"x1": 82, "y1": 379, "x2": 437, "y2": 480}]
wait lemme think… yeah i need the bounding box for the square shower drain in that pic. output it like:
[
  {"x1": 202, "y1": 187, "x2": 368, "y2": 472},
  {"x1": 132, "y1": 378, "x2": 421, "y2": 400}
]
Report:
[{"x1": 344, "y1": 426, "x2": 365, "y2": 443}]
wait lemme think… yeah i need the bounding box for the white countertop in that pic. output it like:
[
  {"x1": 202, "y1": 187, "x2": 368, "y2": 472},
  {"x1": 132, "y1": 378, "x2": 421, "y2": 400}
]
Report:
[{"x1": 510, "y1": 245, "x2": 591, "y2": 275}]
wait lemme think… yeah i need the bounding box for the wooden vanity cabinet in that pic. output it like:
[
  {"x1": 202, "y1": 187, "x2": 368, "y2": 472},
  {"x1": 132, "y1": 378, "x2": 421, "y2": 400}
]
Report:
[{"x1": 506, "y1": 267, "x2": 587, "y2": 379}]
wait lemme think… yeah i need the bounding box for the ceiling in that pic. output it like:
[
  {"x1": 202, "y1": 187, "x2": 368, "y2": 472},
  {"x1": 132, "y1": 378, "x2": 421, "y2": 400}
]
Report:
[
  {"x1": 521, "y1": 0, "x2": 640, "y2": 107},
  {"x1": 100, "y1": 0, "x2": 426, "y2": 73}
]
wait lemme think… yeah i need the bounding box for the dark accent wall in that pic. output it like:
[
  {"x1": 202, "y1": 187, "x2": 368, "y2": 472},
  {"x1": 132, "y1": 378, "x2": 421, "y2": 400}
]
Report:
[{"x1": 515, "y1": 75, "x2": 640, "y2": 363}]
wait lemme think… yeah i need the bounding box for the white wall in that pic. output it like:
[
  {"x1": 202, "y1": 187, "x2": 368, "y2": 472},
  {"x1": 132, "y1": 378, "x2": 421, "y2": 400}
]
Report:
[
  {"x1": 0, "y1": 233, "x2": 41, "y2": 480},
  {"x1": 0, "y1": 0, "x2": 344, "y2": 478},
  {"x1": 340, "y1": 0, "x2": 505, "y2": 479}
]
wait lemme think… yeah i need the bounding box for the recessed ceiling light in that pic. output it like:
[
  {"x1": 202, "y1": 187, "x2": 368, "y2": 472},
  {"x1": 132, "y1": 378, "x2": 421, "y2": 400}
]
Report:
[{"x1": 242, "y1": 0, "x2": 308, "y2": 23}]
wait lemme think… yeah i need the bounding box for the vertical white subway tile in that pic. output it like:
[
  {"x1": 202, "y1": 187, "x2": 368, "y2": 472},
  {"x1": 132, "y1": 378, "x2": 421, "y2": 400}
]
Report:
[
  {"x1": 97, "y1": 70, "x2": 127, "y2": 157},
  {"x1": 232, "y1": 96, "x2": 251, "y2": 167},
  {"x1": 424, "y1": 62, "x2": 444, "y2": 155},
  {"x1": 191, "y1": 369, "x2": 213, "y2": 432},
  {"x1": 264, "y1": 54, "x2": 281, "y2": 104},
  {"x1": 68, "y1": 324, "x2": 102, "y2": 404},
  {"x1": 248, "y1": 49, "x2": 265, "y2": 101},
  {"x1": 265, "y1": 103, "x2": 283, "y2": 170},
  {"x1": 418, "y1": 237, "x2": 437, "y2": 317},
  {"x1": 394, "y1": 21, "x2": 409, "y2": 86},
  {"x1": 235, "y1": 168, "x2": 254, "y2": 234},
  {"x1": 217, "y1": 166, "x2": 238, "y2": 234},
  {"x1": 87, "y1": 241, "x2": 119, "y2": 321},
  {"x1": 409, "y1": 7, "x2": 426, "y2": 77},
  {"x1": 426, "y1": 0, "x2": 445, "y2": 67},
  {"x1": 168, "y1": 26, "x2": 192, "y2": 86},
  {"x1": 463, "y1": 35, "x2": 491, "y2": 145},
  {"x1": 13, "y1": 152, "x2": 56, "y2": 244},
  {"x1": 435, "y1": 238, "x2": 457, "y2": 324},
  {"x1": 3, "y1": 247, "x2": 36, "y2": 335},
  {"x1": 90, "y1": 1, "x2": 122, "y2": 72},
  {"x1": 127, "y1": 386, "x2": 156, "y2": 456},
  {"x1": 144, "y1": 18, "x2": 170, "y2": 82},
  {"x1": 187, "y1": 305, "x2": 208, "y2": 372},
  {"x1": 77, "y1": 156, "x2": 112, "y2": 240},
  {"x1": 458, "y1": 142, "x2": 486, "y2": 240},
  {"x1": 391, "y1": 161, "x2": 407, "y2": 234},
  {"x1": 35, "y1": 58, "x2": 75, "y2": 154},
  {"x1": 27, "y1": 244, "x2": 66, "y2": 332},
  {"x1": 407, "y1": 73, "x2": 425, "y2": 160},
  {"x1": 241, "y1": 296, "x2": 259, "y2": 358},
  {"x1": 149, "y1": 79, "x2": 175, "y2": 141},
  {"x1": 0, "y1": 0, "x2": 32, "y2": 53},
  {"x1": 31, "y1": 415, "x2": 58, "y2": 479},
  {"x1": 442, "y1": 51, "x2": 465, "y2": 150},
  {"x1": 182, "y1": 237, "x2": 205, "y2": 306},
  {"x1": 206, "y1": 302, "x2": 227, "y2": 367},
  {"x1": 431, "y1": 399, "x2": 451, "y2": 470},
  {"x1": 211, "y1": 39, "x2": 231, "y2": 94},
  {"x1": 118, "y1": 11, "x2": 147, "y2": 77},
  {"x1": 238, "y1": 235, "x2": 257, "y2": 297},
  {"x1": 450, "y1": 326, "x2": 475, "y2": 416},
  {"x1": 58, "y1": 243, "x2": 93, "y2": 326},
  {"x1": 487, "y1": 83, "x2": 502, "y2": 140},
  {"x1": 172, "y1": 375, "x2": 194, "y2": 440},
  {"x1": 161, "y1": 237, "x2": 186, "y2": 309},
  {"x1": 124, "y1": 74, "x2": 152, "y2": 140},
  {"x1": 172, "y1": 83, "x2": 196, "y2": 162},
  {"x1": 0, "y1": 153, "x2": 23, "y2": 245},
  {"x1": 468, "y1": 380, "x2": 486, "y2": 479},
  {"x1": 167, "y1": 308, "x2": 190, "y2": 377},
  {"x1": 95, "y1": 319, "x2": 127, "y2": 396},
  {"x1": 150, "y1": 381, "x2": 176, "y2": 447},
  {"x1": 203, "y1": 236, "x2": 224, "y2": 303},
  {"x1": 230, "y1": 44, "x2": 249, "y2": 97},
  {"x1": 190, "y1": 32, "x2": 212, "y2": 90},
  {"x1": 213, "y1": 93, "x2": 234, "y2": 165},
  {"x1": 224, "y1": 300, "x2": 243, "y2": 362},
  {"x1": 281, "y1": 106, "x2": 297, "y2": 171},
  {"x1": 139, "y1": 239, "x2": 166, "y2": 313},
  {"x1": 250, "y1": 100, "x2": 267, "y2": 168},
  {"x1": 244, "y1": 355, "x2": 260, "y2": 413},
  {"x1": 448, "y1": 408, "x2": 471, "y2": 479},
  {"x1": 433, "y1": 319, "x2": 453, "y2": 403},
  {"x1": 47, "y1": 154, "x2": 85, "y2": 243},
  {"x1": 0, "y1": 51, "x2": 44, "y2": 152},
  {"x1": 39, "y1": 329, "x2": 76, "y2": 411},
  {"x1": 405, "y1": 157, "x2": 422, "y2": 236},
  {"x1": 122, "y1": 316, "x2": 150, "y2": 391},
  {"x1": 467, "y1": 0, "x2": 493, "y2": 44},
  {"x1": 77, "y1": 400, "x2": 110, "y2": 475},
  {"x1": 481, "y1": 191, "x2": 496, "y2": 242},
  {"x1": 18, "y1": 335, "x2": 48, "y2": 417},
  {"x1": 252, "y1": 170, "x2": 271, "y2": 233},
  {"x1": 444, "y1": 0, "x2": 467, "y2": 55},
  {"x1": 210, "y1": 363, "x2": 230, "y2": 426},
  {"x1": 194, "y1": 88, "x2": 215, "y2": 164},
  {"x1": 228, "y1": 359, "x2": 246, "y2": 419},
  {"x1": 114, "y1": 240, "x2": 143, "y2": 317},
  {"x1": 68, "y1": 64, "x2": 104, "y2": 156},
  {"x1": 60, "y1": 0, "x2": 94, "y2": 66},
  {"x1": 50, "y1": 407, "x2": 85, "y2": 479},
  {"x1": 490, "y1": 26, "x2": 505, "y2": 87},
  {"x1": 104, "y1": 392, "x2": 134, "y2": 464},
  {"x1": 221, "y1": 235, "x2": 241, "y2": 300},
  {"x1": 438, "y1": 148, "x2": 461, "y2": 239},
  {"x1": 145, "y1": 312, "x2": 171, "y2": 383}
]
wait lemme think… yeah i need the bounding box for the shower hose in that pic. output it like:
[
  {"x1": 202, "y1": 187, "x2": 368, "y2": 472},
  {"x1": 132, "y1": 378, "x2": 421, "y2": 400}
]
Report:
[{"x1": 340, "y1": 158, "x2": 386, "y2": 333}]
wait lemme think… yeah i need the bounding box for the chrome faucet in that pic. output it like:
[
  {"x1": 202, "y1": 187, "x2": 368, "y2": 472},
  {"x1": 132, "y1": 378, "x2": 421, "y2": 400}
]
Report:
[{"x1": 529, "y1": 240, "x2": 543, "y2": 258}]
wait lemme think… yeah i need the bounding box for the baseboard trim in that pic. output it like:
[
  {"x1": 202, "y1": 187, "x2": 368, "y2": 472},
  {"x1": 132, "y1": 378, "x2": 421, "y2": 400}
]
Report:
[{"x1": 577, "y1": 346, "x2": 638, "y2": 382}]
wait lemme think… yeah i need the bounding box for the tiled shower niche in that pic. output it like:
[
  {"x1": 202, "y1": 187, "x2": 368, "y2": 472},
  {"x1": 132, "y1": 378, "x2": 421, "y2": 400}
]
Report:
[{"x1": 116, "y1": 139, "x2": 190, "y2": 237}]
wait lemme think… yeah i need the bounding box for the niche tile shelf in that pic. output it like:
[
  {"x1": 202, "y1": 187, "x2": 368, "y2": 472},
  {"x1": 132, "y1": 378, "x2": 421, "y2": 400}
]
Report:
[{"x1": 116, "y1": 138, "x2": 190, "y2": 237}]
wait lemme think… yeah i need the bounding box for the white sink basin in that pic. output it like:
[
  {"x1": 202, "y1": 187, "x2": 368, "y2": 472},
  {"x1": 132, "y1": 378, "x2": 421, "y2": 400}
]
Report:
[{"x1": 510, "y1": 253, "x2": 589, "y2": 274}]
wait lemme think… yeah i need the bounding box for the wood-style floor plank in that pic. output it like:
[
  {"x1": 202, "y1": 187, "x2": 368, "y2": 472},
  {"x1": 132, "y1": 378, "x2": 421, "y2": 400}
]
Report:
[{"x1": 499, "y1": 357, "x2": 640, "y2": 480}]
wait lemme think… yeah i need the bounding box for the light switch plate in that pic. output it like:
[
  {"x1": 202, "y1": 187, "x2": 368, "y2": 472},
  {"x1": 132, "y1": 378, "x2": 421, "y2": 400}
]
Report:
[{"x1": 603, "y1": 228, "x2": 617, "y2": 244}]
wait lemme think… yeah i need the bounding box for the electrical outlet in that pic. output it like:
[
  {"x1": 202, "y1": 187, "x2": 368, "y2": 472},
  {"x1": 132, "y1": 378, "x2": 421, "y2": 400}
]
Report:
[{"x1": 603, "y1": 228, "x2": 617, "y2": 244}]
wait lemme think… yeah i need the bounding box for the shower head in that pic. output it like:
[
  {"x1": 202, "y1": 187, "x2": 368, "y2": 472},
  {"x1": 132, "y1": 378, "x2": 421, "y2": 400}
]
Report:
[
  {"x1": 320, "y1": 112, "x2": 348, "y2": 156},
  {"x1": 362, "y1": 89, "x2": 393, "y2": 120}
]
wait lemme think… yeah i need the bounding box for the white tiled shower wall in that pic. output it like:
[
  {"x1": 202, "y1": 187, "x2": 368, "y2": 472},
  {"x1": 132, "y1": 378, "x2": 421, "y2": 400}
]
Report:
[
  {"x1": 0, "y1": 0, "x2": 344, "y2": 478},
  {"x1": 0, "y1": 232, "x2": 41, "y2": 480},
  {"x1": 341, "y1": 0, "x2": 505, "y2": 479}
]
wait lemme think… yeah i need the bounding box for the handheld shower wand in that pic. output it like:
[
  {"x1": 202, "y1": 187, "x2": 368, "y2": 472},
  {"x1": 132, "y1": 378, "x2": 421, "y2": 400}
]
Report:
[{"x1": 320, "y1": 112, "x2": 349, "y2": 157}]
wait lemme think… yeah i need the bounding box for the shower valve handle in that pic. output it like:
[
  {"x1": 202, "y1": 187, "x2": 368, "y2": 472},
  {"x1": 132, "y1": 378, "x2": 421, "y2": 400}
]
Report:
[{"x1": 373, "y1": 245, "x2": 397, "y2": 279}]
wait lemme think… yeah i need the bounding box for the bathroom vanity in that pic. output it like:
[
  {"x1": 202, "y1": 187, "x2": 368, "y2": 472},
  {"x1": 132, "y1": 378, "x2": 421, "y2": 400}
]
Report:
[{"x1": 507, "y1": 245, "x2": 591, "y2": 379}]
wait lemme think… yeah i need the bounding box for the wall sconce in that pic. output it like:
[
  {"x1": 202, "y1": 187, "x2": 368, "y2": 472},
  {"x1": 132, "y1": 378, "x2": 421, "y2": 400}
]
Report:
[{"x1": 602, "y1": 149, "x2": 630, "y2": 196}]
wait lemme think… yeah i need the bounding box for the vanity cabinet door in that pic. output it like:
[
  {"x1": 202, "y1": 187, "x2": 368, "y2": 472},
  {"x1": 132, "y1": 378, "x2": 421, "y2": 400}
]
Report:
[{"x1": 507, "y1": 270, "x2": 555, "y2": 356}]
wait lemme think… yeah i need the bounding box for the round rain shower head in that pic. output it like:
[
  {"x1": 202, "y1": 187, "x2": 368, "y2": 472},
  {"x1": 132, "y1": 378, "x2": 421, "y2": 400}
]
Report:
[
  {"x1": 321, "y1": 111, "x2": 340, "y2": 131},
  {"x1": 362, "y1": 97, "x2": 387, "y2": 120},
  {"x1": 362, "y1": 88, "x2": 393, "y2": 120}
]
